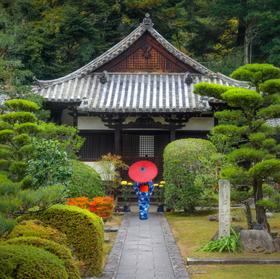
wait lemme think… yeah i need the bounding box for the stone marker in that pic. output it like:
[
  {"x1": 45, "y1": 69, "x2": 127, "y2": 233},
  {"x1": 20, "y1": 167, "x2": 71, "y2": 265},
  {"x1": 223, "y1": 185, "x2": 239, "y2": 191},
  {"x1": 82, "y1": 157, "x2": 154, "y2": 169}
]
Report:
[{"x1": 218, "y1": 179, "x2": 231, "y2": 238}]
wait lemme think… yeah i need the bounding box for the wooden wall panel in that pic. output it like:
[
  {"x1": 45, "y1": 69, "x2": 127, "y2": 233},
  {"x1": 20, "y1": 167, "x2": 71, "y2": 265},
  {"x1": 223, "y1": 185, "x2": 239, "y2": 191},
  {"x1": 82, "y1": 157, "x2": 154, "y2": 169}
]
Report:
[{"x1": 97, "y1": 32, "x2": 198, "y2": 73}]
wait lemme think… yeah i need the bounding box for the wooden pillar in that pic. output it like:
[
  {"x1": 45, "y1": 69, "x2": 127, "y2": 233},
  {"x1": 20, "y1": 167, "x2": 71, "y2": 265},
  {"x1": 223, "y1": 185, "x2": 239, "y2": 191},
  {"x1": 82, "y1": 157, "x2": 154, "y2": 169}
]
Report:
[
  {"x1": 170, "y1": 126, "x2": 176, "y2": 142},
  {"x1": 72, "y1": 108, "x2": 78, "y2": 127},
  {"x1": 114, "y1": 126, "x2": 121, "y2": 154}
]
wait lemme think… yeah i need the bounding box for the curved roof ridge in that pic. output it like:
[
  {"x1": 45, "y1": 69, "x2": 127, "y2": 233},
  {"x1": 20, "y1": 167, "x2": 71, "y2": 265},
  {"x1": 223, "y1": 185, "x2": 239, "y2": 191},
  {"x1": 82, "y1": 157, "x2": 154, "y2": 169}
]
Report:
[
  {"x1": 216, "y1": 72, "x2": 250, "y2": 87},
  {"x1": 37, "y1": 24, "x2": 146, "y2": 85}
]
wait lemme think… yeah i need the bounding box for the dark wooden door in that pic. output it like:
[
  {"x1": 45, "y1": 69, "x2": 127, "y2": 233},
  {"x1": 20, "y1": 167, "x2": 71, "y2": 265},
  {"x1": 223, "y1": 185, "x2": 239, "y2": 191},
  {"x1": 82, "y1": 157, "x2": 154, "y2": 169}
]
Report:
[{"x1": 121, "y1": 131, "x2": 170, "y2": 181}]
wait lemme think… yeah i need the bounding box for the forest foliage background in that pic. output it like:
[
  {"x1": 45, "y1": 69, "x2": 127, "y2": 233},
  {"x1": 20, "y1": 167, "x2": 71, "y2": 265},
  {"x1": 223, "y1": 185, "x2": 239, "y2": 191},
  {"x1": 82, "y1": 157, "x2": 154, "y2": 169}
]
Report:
[{"x1": 0, "y1": 0, "x2": 279, "y2": 89}]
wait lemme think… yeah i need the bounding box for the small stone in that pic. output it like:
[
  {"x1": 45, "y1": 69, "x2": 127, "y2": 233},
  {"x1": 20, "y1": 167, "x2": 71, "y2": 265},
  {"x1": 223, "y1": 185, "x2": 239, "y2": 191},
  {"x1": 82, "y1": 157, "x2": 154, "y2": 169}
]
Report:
[
  {"x1": 208, "y1": 215, "x2": 218, "y2": 221},
  {"x1": 104, "y1": 236, "x2": 110, "y2": 243},
  {"x1": 240, "y1": 229, "x2": 276, "y2": 253},
  {"x1": 104, "y1": 226, "x2": 119, "y2": 232},
  {"x1": 273, "y1": 238, "x2": 280, "y2": 251}
]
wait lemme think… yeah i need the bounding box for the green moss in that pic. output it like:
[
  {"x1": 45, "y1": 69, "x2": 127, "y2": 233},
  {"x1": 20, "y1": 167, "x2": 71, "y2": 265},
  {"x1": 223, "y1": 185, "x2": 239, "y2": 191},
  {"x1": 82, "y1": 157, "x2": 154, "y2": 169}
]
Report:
[
  {"x1": 37, "y1": 204, "x2": 104, "y2": 277},
  {"x1": 0, "y1": 244, "x2": 68, "y2": 279},
  {"x1": 8, "y1": 220, "x2": 67, "y2": 245},
  {"x1": 6, "y1": 237, "x2": 80, "y2": 279}
]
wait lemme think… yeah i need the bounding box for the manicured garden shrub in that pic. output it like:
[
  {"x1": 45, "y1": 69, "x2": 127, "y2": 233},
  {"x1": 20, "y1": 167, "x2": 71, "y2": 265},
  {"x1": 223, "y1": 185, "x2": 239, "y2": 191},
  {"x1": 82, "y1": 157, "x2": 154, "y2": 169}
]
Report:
[
  {"x1": 8, "y1": 220, "x2": 67, "y2": 245},
  {"x1": 36, "y1": 204, "x2": 104, "y2": 277},
  {"x1": 6, "y1": 237, "x2": 80, "y2": 279},
  {"x1": 67, "y1": 160, "x2": 104, "y2": 198},
  {"x1": 0, "y1": 244, "x2": 68, "y2": 279},
  {"x1": 163, "y1": 138, "x2": 218, "y2": 212},
  {"x1": 89, "y1": 196, "x2": 114, "y2": 220}
]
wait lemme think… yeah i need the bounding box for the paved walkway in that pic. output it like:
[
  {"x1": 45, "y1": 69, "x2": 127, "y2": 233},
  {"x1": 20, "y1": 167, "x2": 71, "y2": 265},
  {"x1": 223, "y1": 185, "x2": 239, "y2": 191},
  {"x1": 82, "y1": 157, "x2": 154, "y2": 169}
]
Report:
[{"x1": 102, "y1": 213, "x2": 189, "y2": 279}]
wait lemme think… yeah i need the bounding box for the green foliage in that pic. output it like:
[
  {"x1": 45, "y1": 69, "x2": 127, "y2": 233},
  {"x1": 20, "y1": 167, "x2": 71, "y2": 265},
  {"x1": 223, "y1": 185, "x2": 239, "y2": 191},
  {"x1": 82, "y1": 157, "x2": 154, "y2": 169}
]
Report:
[
  {"x1": 257, "y1": 104, "x2": 280, "y2": 119},
  {"x1": 8, "y1": 220, "x2": 67, "y2": 245},
  {"x1": 35, "y1": 204, "x2": 104, "y2": 277},
  {"x1": 5, "y1": 99, "x2": 40, "y2": 112},
  {"x1": 14, "y1": 122, "x2": 39, "y2": 134},
  {"x1": 214, "y1": 110, "x2": 245, "y2": 125},
  {"x1": 256, "y1": 199, "x2": 277, "y2": 210},
  {"x1": 231, "y1": 64, "x2": 280, "y2": 88},
  {"x1": 0, "y1": 244, "x2": 68, "y2": 279},
  {"x1": 0, "y1": 213, "x2": 16, "y2": 235},
  {"x1": 1, "y1": 111, "x2": 37, "y2": 124},
  {"x1": 38, "y1": 123, "x2": 84, "y2": 156},
  {"x1": 67, "y1": 160, "x2": 104, "y2": 198},
  {"x1": 194, "y1": 83, "x2": 232, "y2": 99},
  {"x1": 200, "y1": 229, "x2": 241, "y2": 253},
  {"x1": 221, "y1": 88, "x2": 263, "y2": 110},
  {"x1": 163, "y1": 138, "x2": 218, "y2": 212},
  {"x1": 249, "y1": 159, "x2": 280, "y2": 179},
  {"x1": 260, "y1": 79, "x2": 280, "y2": 94},
  {"x1": 26, "y1": 138, "x2": 72, "y2": 188},
  {"x1": 227, "y1": 148, "x2": 266, "y2": 165},
  {"x1": 5, "y1": 237, "x2": 80, "y2": 279},
  {"x1": 195, "y1": 64, "x2": 280, "y2": 229}
]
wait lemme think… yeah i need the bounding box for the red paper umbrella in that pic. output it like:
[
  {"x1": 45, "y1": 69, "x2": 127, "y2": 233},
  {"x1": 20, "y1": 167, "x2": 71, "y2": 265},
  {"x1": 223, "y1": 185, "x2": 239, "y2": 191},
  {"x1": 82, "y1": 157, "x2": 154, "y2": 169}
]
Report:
[{"x1": 128, "y1": 160, "x2": 158, "y2": 183}]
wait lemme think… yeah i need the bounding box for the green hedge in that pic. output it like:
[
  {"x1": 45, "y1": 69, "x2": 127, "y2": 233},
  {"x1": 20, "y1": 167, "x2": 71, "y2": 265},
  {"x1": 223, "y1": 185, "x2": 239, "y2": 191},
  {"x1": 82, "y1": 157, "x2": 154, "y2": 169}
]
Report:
[
  {"x1": 67, "y1": 160, "x2": 104, "y2": 198},
  {"x1": 8, "y1": 220, "x2": 67, "y2": 245},
  {"x1": 36, "y1": 204, "x2": 104, "y2": 277},
  {"x1": 163, "y1": 138, "x2": 217, "y2": 212},
  {"x1": 6, "y1": 237, "x2": 80, "y2": 279},
  {"x1": 0, "y1": 244, "x2": 68, "y2": 279}
]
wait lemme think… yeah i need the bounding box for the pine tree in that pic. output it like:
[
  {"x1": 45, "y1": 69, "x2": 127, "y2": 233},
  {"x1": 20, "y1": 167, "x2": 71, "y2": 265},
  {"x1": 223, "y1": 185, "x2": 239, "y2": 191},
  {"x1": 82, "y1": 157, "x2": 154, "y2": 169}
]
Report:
[{"x1": 194, "y1": 64, "x2": 280, "y2": 231}]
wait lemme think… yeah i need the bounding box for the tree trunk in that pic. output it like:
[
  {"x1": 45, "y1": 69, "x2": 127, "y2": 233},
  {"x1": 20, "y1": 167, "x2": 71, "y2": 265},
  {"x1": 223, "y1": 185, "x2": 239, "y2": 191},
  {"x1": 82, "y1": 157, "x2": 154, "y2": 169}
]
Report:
[
  {"x1": 243, "y1": 199, "x2": 253, "y2": 229},
  {"x1": 244, "y1": 28, "x2": 250, "y2": 64},
  {"x1": 253, "y1": 181, "x2": 270, "y2": 232}
]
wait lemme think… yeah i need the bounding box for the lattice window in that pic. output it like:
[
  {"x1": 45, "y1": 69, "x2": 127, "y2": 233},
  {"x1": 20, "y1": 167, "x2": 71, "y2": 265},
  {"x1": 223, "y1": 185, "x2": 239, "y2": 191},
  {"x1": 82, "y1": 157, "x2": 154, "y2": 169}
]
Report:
[{"x1": 139, "y1": 135, "x2": 154, "y2": 157}]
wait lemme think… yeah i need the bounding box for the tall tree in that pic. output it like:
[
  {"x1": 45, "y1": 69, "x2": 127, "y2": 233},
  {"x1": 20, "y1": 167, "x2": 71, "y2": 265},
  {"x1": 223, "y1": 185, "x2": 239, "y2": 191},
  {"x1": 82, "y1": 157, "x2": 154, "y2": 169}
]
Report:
[{"x1": 194, "y1": 64, "x2": 280, "y2": 230}]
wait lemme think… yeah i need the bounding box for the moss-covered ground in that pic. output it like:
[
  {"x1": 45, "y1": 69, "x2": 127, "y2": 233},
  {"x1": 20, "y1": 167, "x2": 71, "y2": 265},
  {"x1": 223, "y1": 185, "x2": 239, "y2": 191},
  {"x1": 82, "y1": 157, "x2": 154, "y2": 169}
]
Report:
[{"x1": 166, "y1": 209, "x2": 280, "y2": 278}]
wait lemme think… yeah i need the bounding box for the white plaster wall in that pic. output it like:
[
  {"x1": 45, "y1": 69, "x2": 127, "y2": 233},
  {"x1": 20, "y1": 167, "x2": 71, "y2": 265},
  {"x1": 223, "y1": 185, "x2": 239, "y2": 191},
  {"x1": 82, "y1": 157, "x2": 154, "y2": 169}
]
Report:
[
  {"x1": 77, "y1": 115, "x2": 214, "y2": 131},
  {"x1": 78, "y1": 116, "x2": 113, "y2": 130},
  {"x1": 83, "y1": 161, "x2": 114, "y2": 181},
  {"x1": 181, "y1": 117, "x2": 214, "y2": 131}
]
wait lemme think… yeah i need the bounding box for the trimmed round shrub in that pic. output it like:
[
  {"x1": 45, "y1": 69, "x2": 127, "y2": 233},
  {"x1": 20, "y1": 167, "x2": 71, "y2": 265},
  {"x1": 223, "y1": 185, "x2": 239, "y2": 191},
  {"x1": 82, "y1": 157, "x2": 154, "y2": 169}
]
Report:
[
  {"x1": 6, "y1": 237, "x2": 80, "y2": 279},
  {"x1": 163, "y1": 138, "x2": 217, "y2": 212},
  {"x1": 0, "y1": 244, "x2": 68, "y2": 279},
  {"x1": 8, "y1": 220, "x2": 67, "y2": 245},
  {"x1": 36, "y1": 204, "x2": 104, "y2": 277},
  {"x1": 67, "y1": 160, "x2": 104, "y2": 198}
]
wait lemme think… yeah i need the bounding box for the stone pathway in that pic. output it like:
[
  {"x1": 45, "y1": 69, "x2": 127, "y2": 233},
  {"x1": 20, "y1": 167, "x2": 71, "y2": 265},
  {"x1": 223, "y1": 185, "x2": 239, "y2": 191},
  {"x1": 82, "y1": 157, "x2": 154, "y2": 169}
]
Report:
[{"x1": 102, "y1": 213, "x2": 189, "y2": 279}]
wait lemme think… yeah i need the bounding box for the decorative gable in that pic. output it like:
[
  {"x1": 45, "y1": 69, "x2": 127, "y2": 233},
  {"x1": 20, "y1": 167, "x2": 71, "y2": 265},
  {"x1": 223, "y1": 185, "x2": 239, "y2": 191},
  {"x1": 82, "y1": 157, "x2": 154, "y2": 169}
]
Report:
[{"x1": 97, "y1": 33, "x2": 198, "y2": 73}]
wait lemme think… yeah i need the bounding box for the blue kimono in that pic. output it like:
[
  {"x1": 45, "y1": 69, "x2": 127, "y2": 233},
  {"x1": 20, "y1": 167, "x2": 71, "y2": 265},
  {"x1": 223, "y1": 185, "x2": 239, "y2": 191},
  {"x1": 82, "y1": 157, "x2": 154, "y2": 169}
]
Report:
[{"x1": 133, "y1": 181, "x2": 154, "y2": 220}]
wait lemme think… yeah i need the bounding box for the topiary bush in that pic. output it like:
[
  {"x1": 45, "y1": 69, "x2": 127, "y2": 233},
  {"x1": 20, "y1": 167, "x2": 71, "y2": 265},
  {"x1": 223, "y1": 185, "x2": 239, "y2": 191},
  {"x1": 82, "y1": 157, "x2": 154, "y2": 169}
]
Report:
[
  {"x1": 8, "y1": 220, "x2": 67, "y2": 245},
  {"x1": 163, "y1": 138, "x2": 218, "y2": 213},
  {"x1": 67, "y1": 160, "x2": 104, "y2": 198},
  {"x1": 0, "y1": 244, "x2": 68, "y2": 279},
  {"x1": 6, "y1": 237, "x2": 80, "y2": 279},
  {"x1": 36, "y1": 204, "x2": 104, "y2": 277}
]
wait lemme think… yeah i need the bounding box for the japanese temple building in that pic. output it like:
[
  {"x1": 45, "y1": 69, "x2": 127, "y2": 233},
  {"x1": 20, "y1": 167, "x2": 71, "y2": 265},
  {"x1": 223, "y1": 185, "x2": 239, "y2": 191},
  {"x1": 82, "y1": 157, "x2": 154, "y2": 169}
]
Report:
[{"x1": 34, "y1": 14, "x2": 248, "y2": 179}]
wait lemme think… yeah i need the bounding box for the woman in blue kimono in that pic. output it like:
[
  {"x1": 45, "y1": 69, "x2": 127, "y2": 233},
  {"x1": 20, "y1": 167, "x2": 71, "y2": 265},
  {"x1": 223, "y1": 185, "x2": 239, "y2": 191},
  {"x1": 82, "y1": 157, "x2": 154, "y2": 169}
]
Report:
[{"x1": 133, "y1": 181, "x2": 154, "y2": 220}]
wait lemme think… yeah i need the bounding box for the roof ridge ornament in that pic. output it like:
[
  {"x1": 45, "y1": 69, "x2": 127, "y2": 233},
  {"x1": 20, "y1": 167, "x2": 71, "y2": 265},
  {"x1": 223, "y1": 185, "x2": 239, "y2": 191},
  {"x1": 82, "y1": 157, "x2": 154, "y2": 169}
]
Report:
[{"x1": 142, "y1": 13, "x2": 154, "y2": 29}]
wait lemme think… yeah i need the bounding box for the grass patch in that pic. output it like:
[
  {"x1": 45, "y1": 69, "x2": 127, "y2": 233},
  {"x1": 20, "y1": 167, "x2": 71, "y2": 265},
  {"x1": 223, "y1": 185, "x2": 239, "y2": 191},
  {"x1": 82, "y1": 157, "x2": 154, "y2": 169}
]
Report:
[
  {"x1": 166, "y1": 209, "x2": 280, "y2": 278},
  {"x1": 166, "y1": 209, "x2": 280, "y2": 259}
]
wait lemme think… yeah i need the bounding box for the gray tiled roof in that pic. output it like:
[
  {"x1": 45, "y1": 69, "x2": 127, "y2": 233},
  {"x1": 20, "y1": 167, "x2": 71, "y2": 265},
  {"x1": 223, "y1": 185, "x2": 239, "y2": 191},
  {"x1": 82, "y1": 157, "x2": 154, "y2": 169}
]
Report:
[
  {"x1": 35, "y1": 72, "x2": 247, "y2": 113},
  {"x1": 33, "y1": 14, "x2": 249, "y2": 113}
]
